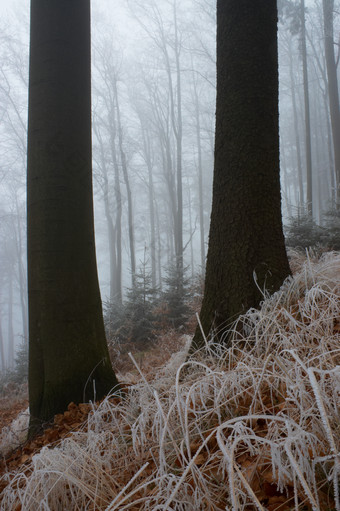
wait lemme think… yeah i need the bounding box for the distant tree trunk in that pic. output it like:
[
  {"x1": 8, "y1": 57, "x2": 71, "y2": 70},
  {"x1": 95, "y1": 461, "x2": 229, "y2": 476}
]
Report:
[
  {"x1": 187, "y1": 185, "x2": 195, "y2": 279},
  {"x1": 173, "y1": 2, "x2": 183, "y2": 287},
  {"x1": 324, "y1": 92, "x2": 336, "y2": 202},
  {"x1": 14, "y1": 210, "x2": 28, "y2": 344},
  {"x1": 114, "y1": 79, "x2": 136, "y2": 286},
  {"x1": 0, "y1": 315, "x2": 5, "y2": 371},
  {"x1": 7, "y1": 270, "x2": 14, "y2": 366},
  {"x1": 281, "y1": 142, "x2": 293, "y2": 217},
  {"x1": 305, "y1": 25, "x2": 336, "y2": 205},
  {"x1": 103, "y1": 175, "x2": 119, "y2": 304},
  {"x1": 288, "y1": 38, "x2": 304, "y2": 207},
  {"x1": 27, "y1": 0, "x2": 119, "y2": 434},
  {"x1": 314, "y1": 100, "x2": 323, "y2": 222},
  {"x1": 141, "y1": 127, "x2": 157, "y2": 288},
  {"x1": 322, "y1": 0, "x2": 340, "y2": 203},
  {"x1": 157, "y1": 0, "x2": 183, "y2": 285},
  {"x1": 192, "y1": 71, "x2": 206, "y2": 274},
  {"x1": 95, "y1": 127, "x2": 119, "y2": 304},
  {"x1": 158, "y1": 122, "x2": 177, "y2": 259},
  {"x1": 156, "y1": 206, "x2": 162, "y2": 290},
  {"x1": 108, "y1": 113, "x2": 123, "y2": 304},
  {"x1": 300, "y1": 0, "x2": 313, "y2": 216},
  {"x1": 191, "y1": 0, "x2": 290, "y2": 351}
]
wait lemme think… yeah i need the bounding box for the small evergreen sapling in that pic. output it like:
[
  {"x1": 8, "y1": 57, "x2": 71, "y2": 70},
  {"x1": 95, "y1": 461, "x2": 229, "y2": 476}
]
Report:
[{"x1": 161, "y1": 263, "x2": 191, "y2": 329}]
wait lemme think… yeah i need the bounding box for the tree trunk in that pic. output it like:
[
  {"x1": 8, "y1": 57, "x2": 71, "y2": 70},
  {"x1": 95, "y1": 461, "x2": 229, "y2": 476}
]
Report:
[
  {"x1": 192, "y1": 71, "x2": 206, "y2": 274},
  {"x1": 301, "y1": 0, "x2": 313, "y2": 216},
  {"x1": 281, "y1": 142, "x2": 293, "y2": 217},
  {"x1": 109, "y1": 113, "x2": 123, "y2": 304},
  {"x1": 191, "y1": 0, "x2": 290, "y2": 351},
  {"x1": 14, "y1": 210, "x2": 28, "y2": 344},
  {"x1": 27, "y1": 0, "x2": 119, "y2": 434},
  {"x1": 288, "y1": 37, "x2": 304, "y2": 207},
  {"x1": 173, "y1": 2, "x2": 183, "y2": 287},
  {"x1": 324, "y1": 92, "x2": 336, "y2": 202},
  {"x1": 7, "y1": 269, "x2": 14, "y2": 366},
  {"x1": 322, "y1": 0, "x2": 340, "y2": 204},
  {"x1": 187, "y1": 185, "x2": 195, "y2": 279},
  {"x1": 0, "y1": 314, "x2": 5, "y2": 371},
  {"x1": 142, "y1": 128, "x2": 157, "y2": 289},
  {"x1": 114, "y1": 79, "x2": 136, "y2": 286},
  {"x1": 94, "y1": 124, "x2": 118, "y2": 303}
]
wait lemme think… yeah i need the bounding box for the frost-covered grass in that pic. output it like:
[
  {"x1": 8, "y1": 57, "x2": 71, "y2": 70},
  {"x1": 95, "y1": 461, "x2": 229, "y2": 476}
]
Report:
[
  {"x1": 0, "y1": 407, "x2": 29, "y2": 457},
  {"x1": 1, "y1": 251, "x2": 339, "y2": 510}
]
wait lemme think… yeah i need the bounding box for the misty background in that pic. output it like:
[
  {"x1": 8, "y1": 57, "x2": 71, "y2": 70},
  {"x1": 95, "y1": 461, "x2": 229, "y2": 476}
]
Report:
[{"x1": 0, "y1": 0, "x2": 339, "y2": 368}]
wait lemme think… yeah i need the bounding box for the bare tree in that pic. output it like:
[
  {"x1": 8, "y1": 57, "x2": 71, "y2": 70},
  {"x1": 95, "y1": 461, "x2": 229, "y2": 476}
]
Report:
[
  {"x1": 301, "y1": 0, "x2": 313, "y2": 216},
  {"x1": 322, "y1": 0, "x2": 340, "y2": 202}
]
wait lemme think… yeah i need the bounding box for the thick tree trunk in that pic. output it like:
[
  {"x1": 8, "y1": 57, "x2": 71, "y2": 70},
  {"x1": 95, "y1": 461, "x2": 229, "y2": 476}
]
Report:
[
  {"x1": 322, "y1": 0, "x2": 340, "y2": 203},
  {"x1": 27, "y1": 0, "x2": 119, "y2": 434},
  {"x1": 191, "y1": 0, "x2": 290, "y2": 351}
]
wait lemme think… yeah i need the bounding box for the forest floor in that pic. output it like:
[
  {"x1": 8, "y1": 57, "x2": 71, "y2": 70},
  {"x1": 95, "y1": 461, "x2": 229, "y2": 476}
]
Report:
[
  {"x1": 0, "y1": 333, "x2": 190, "y2": 494},
  {"x1": 0, "y1": 394, "x2": 28, "y2": 433},
  {"x1": 0, "y1": 250, "x2": 339, "y2": 510}
]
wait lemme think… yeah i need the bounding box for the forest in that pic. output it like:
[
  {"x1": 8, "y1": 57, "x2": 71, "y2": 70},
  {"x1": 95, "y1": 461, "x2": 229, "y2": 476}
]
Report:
[{"x1": 0, "y1": 0, "x2": 339, "y2": 510}]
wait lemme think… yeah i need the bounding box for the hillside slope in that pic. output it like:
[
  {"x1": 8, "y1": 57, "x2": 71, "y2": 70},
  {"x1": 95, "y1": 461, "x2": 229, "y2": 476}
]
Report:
[{"x1": 1, "y1": 251, "x2": 339, "y2": 510}]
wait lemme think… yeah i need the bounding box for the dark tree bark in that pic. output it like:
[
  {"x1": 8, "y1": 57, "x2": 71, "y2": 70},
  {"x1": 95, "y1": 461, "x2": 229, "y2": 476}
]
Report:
[
  {"x1": 27, "y1": 0, "x2": 119, "y2": 434},
  {"x1": 191, "y1": 0, "x2": 290, "y2": 351},
  {"x1": 322, "y1": 0, "x2": 340, "y2": 203}
]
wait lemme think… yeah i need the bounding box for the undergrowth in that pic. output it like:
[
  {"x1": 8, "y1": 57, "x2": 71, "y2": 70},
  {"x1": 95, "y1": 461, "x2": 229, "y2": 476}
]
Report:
[{"x1": 0, "y1": 251, "x2": 339, "y2": 510}]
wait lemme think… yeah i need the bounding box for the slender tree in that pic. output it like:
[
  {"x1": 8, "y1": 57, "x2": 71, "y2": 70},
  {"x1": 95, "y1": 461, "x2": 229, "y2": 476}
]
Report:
[
  {"x1": 191, "y1": 0, "x2": 290, "y2": 351},
  {"x1": 300, "y1": 0, "x2": 313, "y2": 216},
  {"x1": 0, "y1": 315, "x2": 4, "y2": 372},
  {"x1": 27, "y1": 0, "x2": 119, "y2": 434},
  {"x1": 113, "y1": 78, "x2": 136, "y2": 287},
  {"x1": 322, "y1": 0, "x2": 340, "y2": 202}
]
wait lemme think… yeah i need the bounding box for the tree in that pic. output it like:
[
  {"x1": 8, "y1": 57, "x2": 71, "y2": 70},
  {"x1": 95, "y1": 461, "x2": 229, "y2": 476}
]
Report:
[
  {"x1": 27, "y1": 0, "x2": 119, "y2": 434},
  {"x1": 191, "y1": 0, "x2": 290, "y2": 351},
  {"x1": 300, "y1": 0, "x2": 313, "y2": 217},
  {"x1": 322, "y1": 0, "x2": 340, "y2": 202},
  {"x1": 0, "y1": 21, "x2": 29, "y2": 360},
  {"x1": 131, "y1": 0, "x2": 185, "y2": 287}
]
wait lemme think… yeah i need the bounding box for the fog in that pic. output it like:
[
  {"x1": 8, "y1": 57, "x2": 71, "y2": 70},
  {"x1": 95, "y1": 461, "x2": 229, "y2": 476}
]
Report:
[{"x1": 0, "y1": 0, "x2": 339, "y2": 369}]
